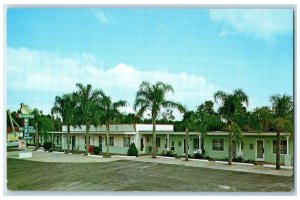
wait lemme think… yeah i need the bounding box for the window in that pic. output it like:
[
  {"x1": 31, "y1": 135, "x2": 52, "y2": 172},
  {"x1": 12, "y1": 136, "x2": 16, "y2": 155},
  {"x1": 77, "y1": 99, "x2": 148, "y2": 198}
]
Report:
[
  {"x1": 171, "y1": 141, "x2": 175, "y2": 151},
  {"x1": 212, "y1": 139, "x2": 224, "y2": 151},
  {"x1": 273, "y1": 140, "x2": 287, "y2": 154},
  {"x1": 109, "y1": 137, "x2": 114, "y2": 146},
  {"x1": 156, "y1": 138, "x2": 161, "y2": 147},
  {"x1": 56, "y1": 135, "x2": 60, "y2": 145},
  {"x1": 123, "y1": 137, "x2": 130, "y2": 147},
  {"x1": 147, "y1": 137, "x2": 149, "y2": 142},
  {"x1": 194, "y1": 138, "x2": 199, "y2": 149},
  {"x1": 249, "y1": 144, "x2": 254, "y2": 150},
  {"x1": 178, "y1": 141, "x2": 182, "y2": 147}
]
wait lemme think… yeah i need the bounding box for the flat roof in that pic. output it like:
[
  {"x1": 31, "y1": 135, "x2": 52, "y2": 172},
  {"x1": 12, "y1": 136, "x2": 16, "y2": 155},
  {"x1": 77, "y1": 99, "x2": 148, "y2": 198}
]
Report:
[{"x1": 49, "y1": 130, "x2": 291, "y2": 137}]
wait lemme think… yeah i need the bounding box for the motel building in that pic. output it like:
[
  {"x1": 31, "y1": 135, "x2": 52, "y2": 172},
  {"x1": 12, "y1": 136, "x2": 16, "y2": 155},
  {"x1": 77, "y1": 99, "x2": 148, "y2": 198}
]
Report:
[{"x1": 49, "y1": 124, "x2": 293, "y2": 166}]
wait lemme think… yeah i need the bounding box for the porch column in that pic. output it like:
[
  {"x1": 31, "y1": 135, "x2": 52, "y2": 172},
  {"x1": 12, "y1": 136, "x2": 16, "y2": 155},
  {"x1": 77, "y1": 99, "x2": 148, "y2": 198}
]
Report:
[
  {"x1": 286, "y1": 136, "x2": 289, "y2": 155},
  {"x1": 167, "y1": 134, "x2": 170, "y2": 150},
  {"x1": 199, "y1": 134, "x2": 202, "y2": 153},
  {"x1": 237, "y1": 142, "x2": 243, "y2": 157},
  {"x1": 51, "y1": 134, "x2": 54, "y2": 146}
]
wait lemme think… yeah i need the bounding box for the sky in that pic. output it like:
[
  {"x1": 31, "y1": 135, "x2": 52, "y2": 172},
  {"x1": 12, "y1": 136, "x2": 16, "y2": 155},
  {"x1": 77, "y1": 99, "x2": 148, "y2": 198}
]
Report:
[{"x1": 6, "y1": 8, "x2": 294, "y2": 119}]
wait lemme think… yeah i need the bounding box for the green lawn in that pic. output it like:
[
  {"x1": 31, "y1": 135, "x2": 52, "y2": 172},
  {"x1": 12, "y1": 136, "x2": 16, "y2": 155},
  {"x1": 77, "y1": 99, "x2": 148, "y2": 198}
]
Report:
[{"x1": 7, "y1": 158, "x2": 293, "y2": 192}]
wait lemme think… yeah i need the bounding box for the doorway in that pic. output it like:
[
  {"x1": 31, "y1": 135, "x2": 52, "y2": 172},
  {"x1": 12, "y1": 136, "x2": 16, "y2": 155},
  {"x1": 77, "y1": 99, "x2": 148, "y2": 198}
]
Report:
[
  {"x1": 256, "y1": 139, "x2": 265, "y2": 161},
  {"x1": 71, "y1": 136, "x2": 76, "y2": 150},
  {"x1": 99, "y1": 136, "x2": 103, "y2": 152}
]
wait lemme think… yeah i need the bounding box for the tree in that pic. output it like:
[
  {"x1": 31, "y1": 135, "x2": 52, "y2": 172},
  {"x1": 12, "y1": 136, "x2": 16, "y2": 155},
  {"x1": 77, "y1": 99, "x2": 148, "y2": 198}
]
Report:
[
  {"x1": 214, "y1": 89, "x2": 249, "y2": 165},
  {"x1": 99, "y1": 94, "x2": 127, "y2": 157},
  {"x1": 133, "y1": 81, "x2": 181, "y2": 158},
  {"x1": 51, "y1": 94, "x2": 77, "y2": 154},
  {"x1": 194, "y1": 101, "x2": 224, "y2": 155},
  {"x1": 252, "y1": 106, "x2": 274, "y2": 132},
  {"x1": 196, "y1": 100, "x2": 224, "y2": 132},
  {"x1": 270, "y1": 94, "x2": 293, "y2": 170},
  {"x1": 31, "y1": 109, "x2": 54, "y2": 150},
  {"x1": 73, "y1": 83, "x2": 104, "y2": 154},
  {"x1": 178, "y1": 105, "x2": 195, "y2": 161},
  {"x1": 161, "y1": 109, "x2": 175, "y2": 123}
]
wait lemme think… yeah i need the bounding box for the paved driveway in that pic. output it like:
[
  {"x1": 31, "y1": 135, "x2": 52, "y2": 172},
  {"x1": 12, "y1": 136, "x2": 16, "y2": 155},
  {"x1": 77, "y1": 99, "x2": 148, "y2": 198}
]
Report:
[
  {"x1": 7, "y1": 158, "x2": 293, "y2": 192},
  {"x1": 6, "y1": 149, "x2": 293, "y2": 177}
]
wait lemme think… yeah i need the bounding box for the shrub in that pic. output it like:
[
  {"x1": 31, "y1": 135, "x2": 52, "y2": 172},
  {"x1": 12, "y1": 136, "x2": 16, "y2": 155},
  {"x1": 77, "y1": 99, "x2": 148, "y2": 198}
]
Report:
[
  {"x1": 160, "y1": 150, "x2": 177, "y2": 157},
  {"x1": 233, "y1": 156, "x2": 243, "y2": 163},
  {"x1": 193, "y1": 152, "x2": 202, "y2": 159},
  {"x1": 43, "y1": 142, "x2": 52, "y2": 150},
  {"x1": 204, "y1": 156, "x2": 211, "y2": 160},
  {"x1": 244, "y1": 159, "x2": 255, "y2": 164},
  {"x1": 93, "y1": 146, "x2": 100, "y2": 155},
  {"x1": 127, "y1": 143, "x2": 138, "y2": 156}
]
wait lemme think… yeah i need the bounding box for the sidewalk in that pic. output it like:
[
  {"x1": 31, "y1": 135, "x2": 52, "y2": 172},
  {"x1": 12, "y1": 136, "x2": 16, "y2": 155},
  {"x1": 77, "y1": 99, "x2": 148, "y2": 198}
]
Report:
[
  {"x1": 7, "y1": 149, "x2": 293, "y2": 177},
  {"x1": 135, "y1": 156, "x2": 293, "y2": 177}
]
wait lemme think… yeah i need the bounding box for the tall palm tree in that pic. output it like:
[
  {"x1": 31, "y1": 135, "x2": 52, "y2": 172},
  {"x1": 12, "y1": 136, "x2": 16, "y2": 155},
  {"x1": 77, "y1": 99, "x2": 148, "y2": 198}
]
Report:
[
  {"x1": 178, "y1": 105, "x2": 195, "y2": 161},
  {"x1": 73, "y1": 83, "x2": 105, "y2": 154},
  {"x1": 51, "y1": 94, "x2": 76, "y2": 154},
  {"x1": 195, "y1": 101, "x2": 224, "y2": 154},
  {"x1": 99, "y1": 94, "x2": 128, "y2": 157},
  {"x1": 133, "y1": 81, "x2": 181, "y2": 158},
  {"x1": 270, "y1": 94, "x2": 293, "y2": 170},
  {"x1": 214, "y1": 89, "x2": 249, "y2": 165}
]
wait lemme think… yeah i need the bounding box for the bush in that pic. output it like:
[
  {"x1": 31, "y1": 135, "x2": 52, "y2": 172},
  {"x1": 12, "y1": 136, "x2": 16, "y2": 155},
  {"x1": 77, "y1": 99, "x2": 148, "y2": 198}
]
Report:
[
  {"x1": 244, "y1": 159, "x2": 255, "y2": 164},
  {"x1": 204, "y1": 156, "x2": 211, "y2": 160},
  {"x1": 232, "y1": 156, "x2": 243, "y2": 163},
  {"x1": 43, "y1": 142, "x2": 52, "y2": 150},
  {"x1": 93, "y1": 146, "x2": 100, "y2": 155},
  {"x1": 193, "y1": 152, "x2": 202, "y2": 159},
  {"x1": 160, "y1": 150, "x2": 177, "y2": 157},
  {"x1": 127, "y1": 143, "x2": 138, "y2": 156}
]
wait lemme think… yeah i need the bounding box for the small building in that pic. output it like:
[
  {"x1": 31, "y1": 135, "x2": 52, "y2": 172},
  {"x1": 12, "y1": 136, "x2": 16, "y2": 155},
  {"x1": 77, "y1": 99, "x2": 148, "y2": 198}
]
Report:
[
  {"x1": 49, "y1": 124, "x2": 293, "y2": 166},
  {"x1": 203, "y1": 132, "x2": 293, "y2": 166}
]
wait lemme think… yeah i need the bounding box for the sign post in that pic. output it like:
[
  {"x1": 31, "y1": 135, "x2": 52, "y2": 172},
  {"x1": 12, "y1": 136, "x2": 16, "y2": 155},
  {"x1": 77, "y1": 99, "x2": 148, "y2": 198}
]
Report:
[{"x1": 18, "y1": 103, "x2": 34, "y2": 153}]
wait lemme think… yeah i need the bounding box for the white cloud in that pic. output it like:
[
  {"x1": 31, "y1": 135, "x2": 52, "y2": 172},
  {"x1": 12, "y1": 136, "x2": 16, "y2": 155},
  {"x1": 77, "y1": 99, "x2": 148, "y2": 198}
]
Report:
[
  {"x1": 7, "y1": 47, "x2": 221, "y2": 119},
  {"x1": 93, "y1": 10, "x2": 110, "y2": 24},
  {"x1": 209, "y1": 9, "x2": 293, "y2": 40}
]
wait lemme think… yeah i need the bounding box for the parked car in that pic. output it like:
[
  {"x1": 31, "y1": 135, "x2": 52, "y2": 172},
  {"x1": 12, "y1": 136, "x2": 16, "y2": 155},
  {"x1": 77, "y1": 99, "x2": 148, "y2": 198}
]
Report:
[{"x1": 7, "y1": 140, "x2": 19, "y2": 148}]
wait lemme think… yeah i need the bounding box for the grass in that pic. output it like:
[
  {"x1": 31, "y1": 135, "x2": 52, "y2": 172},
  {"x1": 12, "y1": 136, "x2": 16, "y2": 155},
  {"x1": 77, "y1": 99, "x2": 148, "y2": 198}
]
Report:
[{"x1": 7, "y1": 158, "x2": 293, "y2": 192}]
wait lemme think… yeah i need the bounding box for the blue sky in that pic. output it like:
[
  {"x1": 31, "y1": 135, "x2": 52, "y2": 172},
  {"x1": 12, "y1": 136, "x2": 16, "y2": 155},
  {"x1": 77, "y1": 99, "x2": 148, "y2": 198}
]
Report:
[{"x1": 6, "y1": 8, "x2": 294, "y2": 119}]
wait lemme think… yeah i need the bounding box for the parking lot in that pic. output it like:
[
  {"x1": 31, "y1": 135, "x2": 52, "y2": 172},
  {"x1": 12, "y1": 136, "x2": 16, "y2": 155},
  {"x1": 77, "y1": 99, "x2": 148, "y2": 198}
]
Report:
[{"x1": 7, "y1": 156, "x2": 293, "y2": 192}]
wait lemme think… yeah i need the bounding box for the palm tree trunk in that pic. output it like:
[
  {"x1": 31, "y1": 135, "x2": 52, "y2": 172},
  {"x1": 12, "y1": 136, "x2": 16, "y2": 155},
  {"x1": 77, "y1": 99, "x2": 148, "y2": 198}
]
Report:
[
  {"x1": 152, "y1": 119, "x2": 157, "y2": 158},
  {"x1": 228, "y1": 132, "x2": 233, "y2": 165},
  {"x1": 106, "y1": 123, "x2": 110, "y2": 157},
  {"x1": 86, "y1": 122, "x2": 90, "y2": 154},
  {"x1": 35, "y1": 122, "x2": 39, "y2": 151},
  {"x1": 66, "y1": 123, "x2": 70, "y2": 154},
  {"x1": 185, "y1": 128, "x2": 189, "y2": 161},
  {"x1": 276, "y1": 131, "x2": 281, "y2": 170}
]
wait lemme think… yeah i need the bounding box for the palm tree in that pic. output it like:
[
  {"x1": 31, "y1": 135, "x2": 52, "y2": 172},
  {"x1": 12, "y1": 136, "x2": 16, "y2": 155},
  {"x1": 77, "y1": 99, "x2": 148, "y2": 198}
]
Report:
[
  {"x1": 99, "y1": 94, "x2": 128, "y2": 157},
  {"x1": 73, "y1": 83, "x2": 105, "y2": 154},
  {"x1": 195, "y1": 101, "x2": 224, "y2": 154},
  {"x1": 214, "y1": 89, "x2": 249, "y2": 165},
  {"x1": 178, "y1": 105, "x2": 195, "y2": 161},
  {"x1": 51, "y1": 94, "x2": 77, "y2": 154},
  {"x1": 133, "y1": 81, "x2": 181, "y2": 158},
  {"x1": 270, "y1": 94, "x2": 293, "y2": 170}
]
